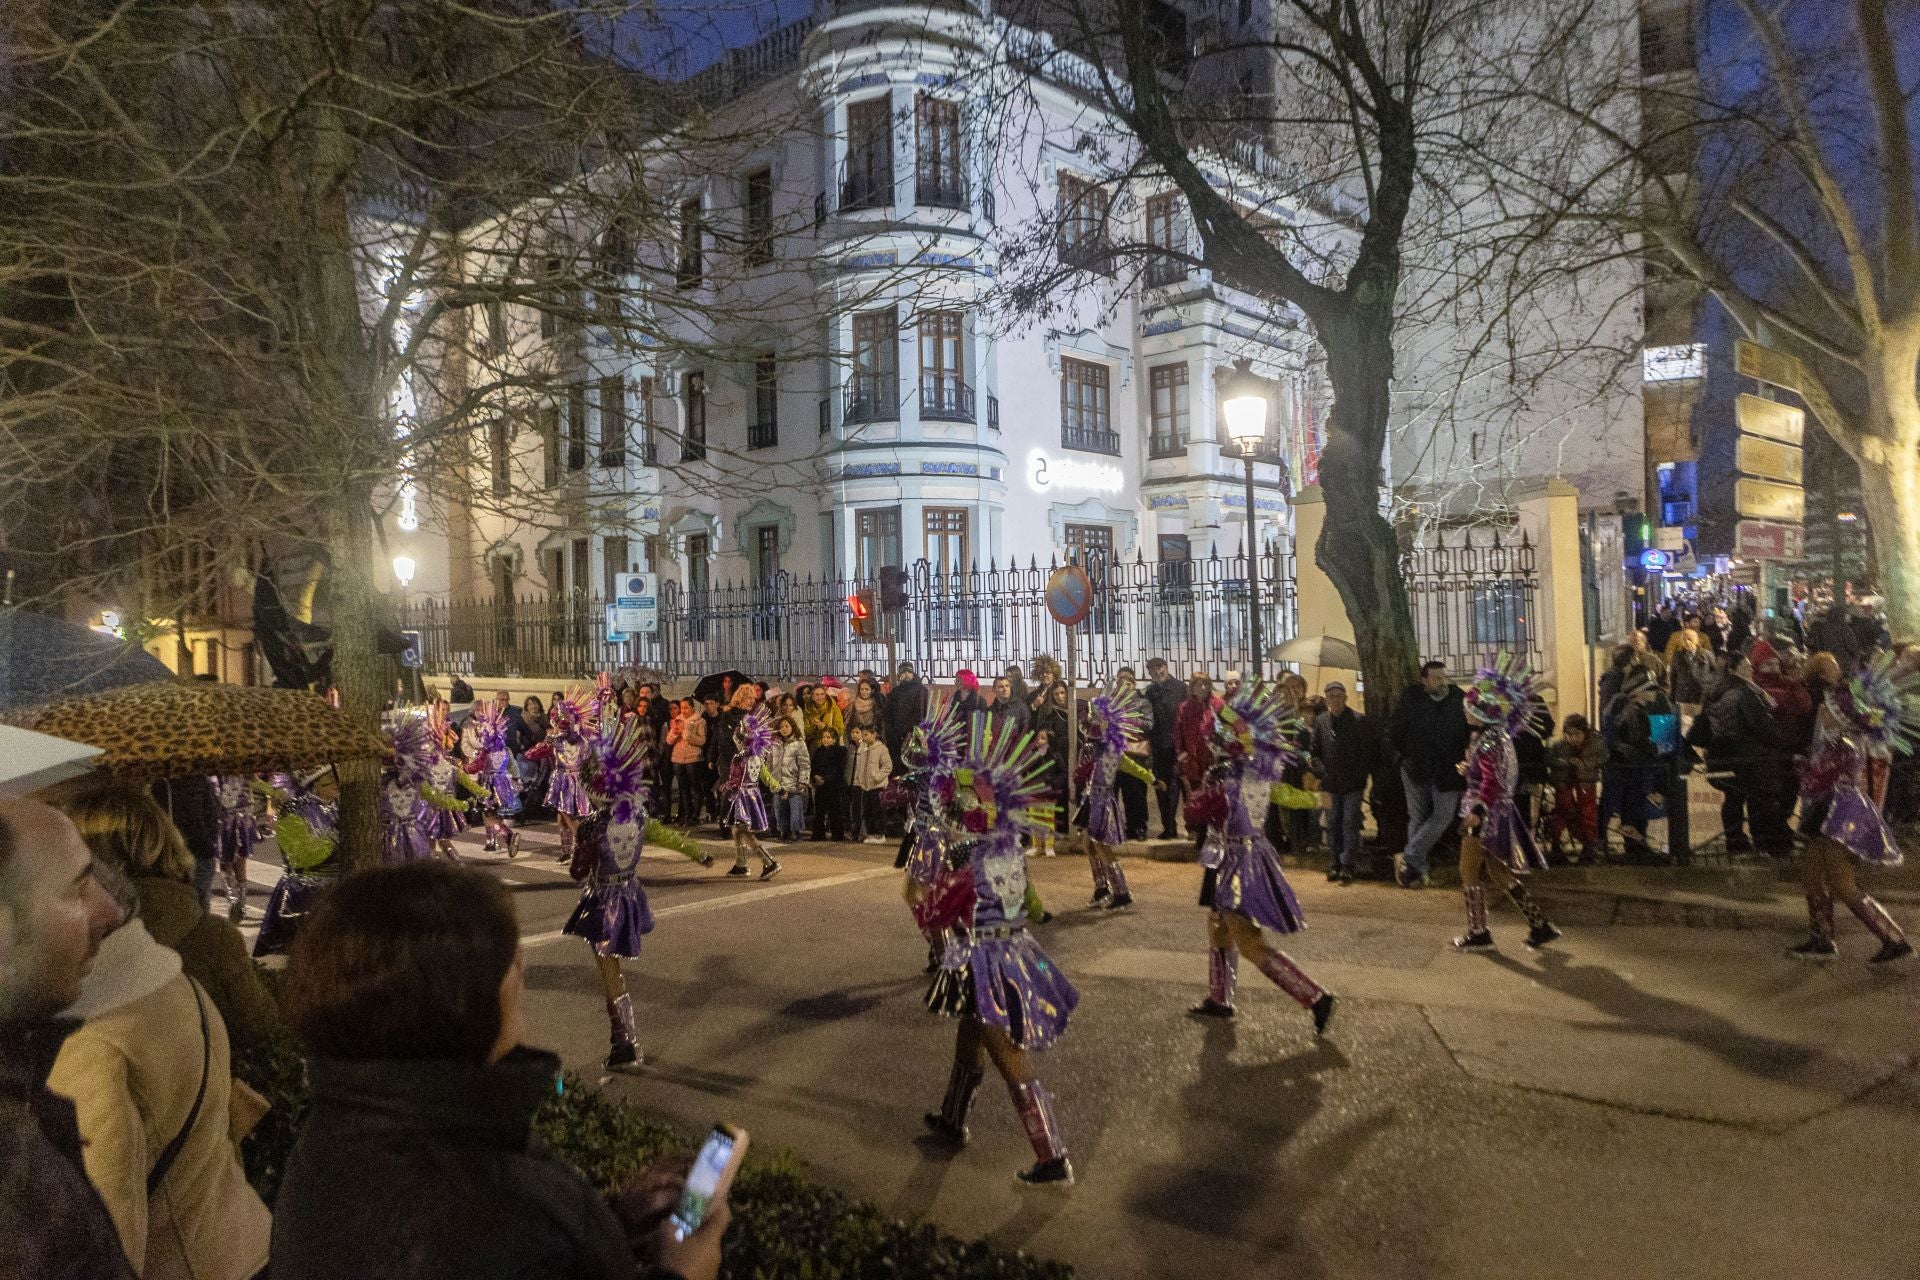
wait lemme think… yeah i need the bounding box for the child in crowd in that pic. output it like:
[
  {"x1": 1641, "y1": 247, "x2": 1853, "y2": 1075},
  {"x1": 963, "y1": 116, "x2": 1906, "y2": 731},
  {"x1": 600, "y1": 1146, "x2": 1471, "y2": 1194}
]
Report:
[
  {"x1": 810, "y1": 727, "x2": 849, "y2": 841},
  {"x1": 769, "y1": 717, "x2": 811, "y2": 841},
  {"x1": 1546, "y1": 713, "x2": 1607, "y2": 862},
  {"x1": 847, "y1": 724, "x2": 893, "y2": 844}
]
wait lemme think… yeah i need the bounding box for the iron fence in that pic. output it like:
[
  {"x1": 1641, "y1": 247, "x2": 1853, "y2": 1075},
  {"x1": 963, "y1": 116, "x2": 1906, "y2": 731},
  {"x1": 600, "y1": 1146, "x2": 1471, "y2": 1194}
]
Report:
[
  {"x1": 1400, "y1": 528, "x2": 1542, "y2": 673},
  {"x1": 403, "y1": 544, "x2": 1299, "y2": 686}
]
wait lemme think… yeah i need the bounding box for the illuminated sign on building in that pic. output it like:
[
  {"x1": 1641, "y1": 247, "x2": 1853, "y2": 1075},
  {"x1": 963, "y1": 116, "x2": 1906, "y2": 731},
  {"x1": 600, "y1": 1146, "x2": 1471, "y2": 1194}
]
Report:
[
  {"x1": 1641, "y1": 343, "x2": 1706, "y2": 382},
  {"x1": 1027, "y1": 449, "x2": 1124, "y2": 495}
]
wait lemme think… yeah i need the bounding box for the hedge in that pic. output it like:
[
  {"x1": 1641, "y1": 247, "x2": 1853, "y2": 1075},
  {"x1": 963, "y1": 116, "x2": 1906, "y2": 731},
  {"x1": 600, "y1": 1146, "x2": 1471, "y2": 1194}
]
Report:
[{"x1": 232, "y1": 1030, "x2": 1072, "y2": 1280}]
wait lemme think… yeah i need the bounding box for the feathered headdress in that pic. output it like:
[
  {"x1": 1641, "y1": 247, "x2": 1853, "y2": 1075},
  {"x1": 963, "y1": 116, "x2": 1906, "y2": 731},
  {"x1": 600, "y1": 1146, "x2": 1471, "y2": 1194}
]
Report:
[
  {"x1": 901, "y1": 694, "x2": 969, "y2": 784},
  {"x1": 384, "y1": 714, "x2": 435, "y2": 786},
  {"x1": 1829, "y1": 651, "x2": 1920, "y2": 757},
  {"x1": 587, "y1": 713, "x2": 652, "y2": 824},
  {"x1": 736, "y1": 705, "x2": 776, "y2": 758},
  {"x1": 934, "y1": 715, "x2": 1057, "y2": 843},
  {"x1": 468, "y1": 700, "x2": 509, "y2": 752},
  {"x1": 1465, "y1": 653, "x2": 1545, "y2": 736},
  {"x1": 1086, "y1": 685, "x2": 1149, "y2": 755},
  {"x1": 549, "y1": 685, "x2": 595, "y2": 738},
  {"x1": 1210, "y1": 682, "x2": 1304, "y2": 782}
]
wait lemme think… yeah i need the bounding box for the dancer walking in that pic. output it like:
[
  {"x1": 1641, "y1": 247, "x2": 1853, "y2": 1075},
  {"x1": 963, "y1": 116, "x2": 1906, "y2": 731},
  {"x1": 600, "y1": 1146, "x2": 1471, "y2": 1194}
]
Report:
[
  {"x1": 722, "y1": 706, "x2": 781, "y2": 879},
  {"x1": 1188, "y1": 682, "x2": 1336, "y2": 1034},
  {"x1": 919, "y1": 715, "x2": 1080, "y2": 1185},
  {"x1": 1076, "y1": 684, "x2": 1153, "y2": 909},
  {"x1": 896, "y1": 697, "x2": 969, "y2": 972},
  {"x1": 378, "y1": 716, "x2": 436, "y2": 863},
  {"x1": 536, "y1": 689, "x2": 597, "y2": 868},
  {"x1": 210, "y1": 773, "x2": 258, "y2": 922},
  {"x1": 420, "y1": 702, "x2": 469, "y2": 860},
  {"x1": 462, "y1": 699, "x2": 521, "y2": 857},
  {"x1": 1788, "y1": 653, "x2": 1915, "y2": 963},
  {"x1": 1452, "y1": 656, "x2": 1561, "y2": 953},
  {"x1": 254, "y1": 772, "x2": 338, "y2": 958}
]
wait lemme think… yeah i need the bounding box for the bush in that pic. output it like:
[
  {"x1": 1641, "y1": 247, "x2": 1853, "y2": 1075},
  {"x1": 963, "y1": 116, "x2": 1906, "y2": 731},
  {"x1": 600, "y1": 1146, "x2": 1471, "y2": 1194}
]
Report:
[{"x1": 236, "y1": 1016, "x2": 1071, "y2": 1280}]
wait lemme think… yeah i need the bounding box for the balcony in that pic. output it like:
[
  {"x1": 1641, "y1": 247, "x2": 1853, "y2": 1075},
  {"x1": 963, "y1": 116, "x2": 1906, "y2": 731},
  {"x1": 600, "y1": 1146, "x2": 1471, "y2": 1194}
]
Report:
[
  {"x1": 920, "y1": 374, "x2": 975, "y2": 422},
  {"x1": 1060, "y1": 239, "x2": 1115, "y2": 277},
  {"x1": 916, "y1": 175, "x2": 969, "y2": 211},
  {"x1": 1144, "y1": 256, "x2": 1189, "y2": 288},
  {"x1": 840, "y1": 170, "x2": 891, "y2": 212},
  {"x1": 1149, "y1": 434, "x2": 1187, "y2": 459},
  {"x1": 748, "y1": 419, "x2": 778, "y2": 450},
  {"x1": 843, "y1": 372, "x2": 900, "y2": 425},
  {"x1": 1062, "y1": 422, "x2": 1122, "y2": 456}
]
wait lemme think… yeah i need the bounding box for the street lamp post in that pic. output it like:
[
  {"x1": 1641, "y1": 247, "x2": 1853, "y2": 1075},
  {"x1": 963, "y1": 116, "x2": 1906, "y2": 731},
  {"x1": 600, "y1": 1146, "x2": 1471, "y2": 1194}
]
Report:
[
  {"x1": 1220, "y1": 359, "x2": 1272, "y2": 681},
  {"x1": 392, "y1": 554, "x2": 416, "y2": 612}
]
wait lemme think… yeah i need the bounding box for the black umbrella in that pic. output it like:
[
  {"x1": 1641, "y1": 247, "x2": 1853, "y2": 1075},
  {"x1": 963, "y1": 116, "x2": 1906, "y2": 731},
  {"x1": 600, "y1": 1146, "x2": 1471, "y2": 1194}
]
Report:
[
  {"x1": 0, "y1": 608, "x2": 173, "y2": 711},
  {"x1": 691, "y1": 670, "x2": 753, "y2": 704}
]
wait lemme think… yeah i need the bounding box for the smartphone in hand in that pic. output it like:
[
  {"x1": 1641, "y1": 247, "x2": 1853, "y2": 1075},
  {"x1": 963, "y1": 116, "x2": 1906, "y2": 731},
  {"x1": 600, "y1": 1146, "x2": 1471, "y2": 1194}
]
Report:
[{"x1": 669, "y1": 1124, "x2": 748, "y2": 1242}]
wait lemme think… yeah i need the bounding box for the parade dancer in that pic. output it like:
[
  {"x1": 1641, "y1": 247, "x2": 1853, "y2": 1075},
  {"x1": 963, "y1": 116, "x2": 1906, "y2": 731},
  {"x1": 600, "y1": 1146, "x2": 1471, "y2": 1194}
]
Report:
[
  {"x1": 254, "y1": 772, "x2": 338, "y2": 958},
  {"x1": 896, "y1": 697, "x2": 970, "y2": 972},
  {"x1": 378, "y1": 715, "x2": 436, "y2": 863},
  {"x1": 1452, "y1": 655, "x2": 1560, "y2": 953},
  {"x1": 420, "y1": 703, "x2": 469, "y2": 860},
  {"x1": 561, "y1": 715, "x2": 711, "y2": 1071},
  {"x1": 722, "y1": 706, "x2": 781, "y2": 880},
  {"x1": 1188, "y1": 682, "x2": 1336, "y2": 1034},
  {"x1": 209, "y1": 773, "x2": 258, "y2": 922},
  {"x1": 538, "y1": 688, "x2": 597, "y2": 868},
  {"x1": 462, "y1": 700, "x2": 521, "y2": 857},
  {"x1": 1789, "y1": 653, "x2": 1916, "y2": 964},
  {"x1": 919, "y1": 715, "x2": 1080, "y2": 1185},
  {"x1": 1076, "y1": 684, "x2": 1153, "y2": 909}
]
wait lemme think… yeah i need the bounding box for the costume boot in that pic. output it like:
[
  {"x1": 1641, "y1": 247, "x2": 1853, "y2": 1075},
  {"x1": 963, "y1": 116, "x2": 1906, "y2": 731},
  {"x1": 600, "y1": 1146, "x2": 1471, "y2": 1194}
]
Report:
[
  {"x1": 1788, "y1": 890, "x2": 1838, "y2": 960},
  {"x1": 604, "y1": 993, "x2": 642, "y2": 1071},
  {"x1": 1009, "y1": 1080, "x2": 1073, "y2": 1185},
  {"x1": 1846, "y1": 894, "x2": 1914, "y2": 963},
  {"x1": 922, "y1": 1059, "x2": 984, "y2": 1145},
  {"x1": 1086, "y1": 847, "x2": 1112, "y2": 906},
  {"x1": 1103, "y1": 856, "x2": 1133, "y2": 910},
  {"x1": 1506, "y1": 882, "x2": 1561, "y2": 949},
  {"x1": 1453, "y1": 884, "x2": 1494, "y2": 951},
  {"x1": 1255, "y1": 949, "x2": 1335, "y2": 1033},
  {"x1": 1189, "y1": 947, "x2": 1237, "y2": 1018}
]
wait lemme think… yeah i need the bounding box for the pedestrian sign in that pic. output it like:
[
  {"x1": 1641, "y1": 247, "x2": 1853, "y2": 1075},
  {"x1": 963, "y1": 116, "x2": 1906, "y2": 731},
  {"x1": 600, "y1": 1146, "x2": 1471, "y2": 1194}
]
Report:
[{"x1": 613, "y1": 572, "x2": 658, "y2": 634}]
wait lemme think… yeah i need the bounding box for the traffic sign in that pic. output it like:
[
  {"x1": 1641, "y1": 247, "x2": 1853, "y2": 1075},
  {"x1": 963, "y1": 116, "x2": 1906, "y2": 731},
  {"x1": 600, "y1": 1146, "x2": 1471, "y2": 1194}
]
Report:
[
  {"x1": 603, "y1": 604, "x2": 627, "y2": 644},
  {"x1": 1734, "y1": 519, "x2": 1804, "y2": 561},
  {"x1": 1735, "y1": 339, "x2": 1805, "y2": 393},
  {"x1": 1045, "y1": 565, "x2": 1093, "y2": 627},
  {"x1": 1736, "y1": 436, "x2": 1803, "y2": 485},
  {"x1": 613, "y1": 571, "x2": 658, "y2": 634},
  {"x1": 1734, "y1": 477, "x2": 1806, "y2": 523},
  {"x1": 1735, "y1": 393, "x2": 1804, "y2": 445},
  {"x1": 1654, "y1": 525, "x2": 1685, "y2": 551}
]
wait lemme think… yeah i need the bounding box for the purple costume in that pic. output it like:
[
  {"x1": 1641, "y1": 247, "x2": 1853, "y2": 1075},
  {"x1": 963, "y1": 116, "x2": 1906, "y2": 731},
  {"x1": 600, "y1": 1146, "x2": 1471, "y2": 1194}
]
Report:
[
  {"x1": 547, "y1": 737, "x2": 594, "y2": 817},
  {"x1": 210, "y1": 775, "x2": 257, "y2": 862},
  {"x1": 1201, "y1": 775, "x2": 1306, "y2": 933},
  {"x1": 563, "y1": 809, "x2": 656, "y2": 958},
  {"x1": 1459, "y1": 730, "x2": 1548, "y2": 876},
  {"x1": 254, "y1": 777, "x2": 337, "y2": 958},
  {"x1": 420, "y1": 752, "x2": 468, "y2": 840},
  {"x1": 379, "y1": 717, "x2": 437, "y2": 864},
  {"x1": 463, "y1": 703, "x2": 519, "y2": 813},
  {"x1": 724, "y1": 708, "x2": 775, "y2": 831}
]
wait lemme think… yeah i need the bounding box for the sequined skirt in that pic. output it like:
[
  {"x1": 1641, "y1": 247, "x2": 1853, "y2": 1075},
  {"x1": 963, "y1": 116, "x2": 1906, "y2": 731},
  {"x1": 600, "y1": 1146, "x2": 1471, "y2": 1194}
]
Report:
[
  {"x1": 924, "y1": 925, "x2": 1078, "y2": 1052},
  {"x1": 547, "y1": 769, "x2": 594, "y2": 818},
  {"x1": 564, "y1": 876, "x2": 655, "y2": 958},
  {"x1": 1199, "y1": 834, "x2": 1305, "y2": 934},
  {"x1": 214, "y1": 813, "x2": 257, "y2": 863},
  {"x1": 729, "y1": 784, "x2": 768, "y2": 831},
  {"x1": 1085, "y1": 788, "x2": 1126, "y2": 845},
  {"x1": 420, "y1": 803, "x2": 466, "y2": 840},
  {"x1": 254, "y1": 871, "x2": 326, "y2": 958},
  {"x1": 1810, "y1": 786, "x2": 1904, "y2": 866},
  {"x1": 382, "y1": 822, "x2": 431, "y2": 864}
]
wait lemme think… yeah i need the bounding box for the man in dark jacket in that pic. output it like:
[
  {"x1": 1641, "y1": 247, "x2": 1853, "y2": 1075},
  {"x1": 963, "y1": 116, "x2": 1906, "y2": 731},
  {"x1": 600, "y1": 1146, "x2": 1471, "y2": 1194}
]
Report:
[
  {"x1": 1692, "y1": 653, "x2": 1779, "y2": 854},
  {"x1": 1807, "y1": 604, "x2": 1862, "y2": 672},
  {"x1": 881, "y1": 663, "x2": 928, "y2": 775},
  {"x1": 0, "y1": 801, "x2": 138, "y2": 1280},
  {"x1": 1142, "y1": 658, "x2": 1187, "y2": 840},
  {"x1": 1310, "y1": 682, "x2": 1377, "y2": 884},
  {"x1": 1387, "y1": 660, "x2": 1469, "y2": 887}
]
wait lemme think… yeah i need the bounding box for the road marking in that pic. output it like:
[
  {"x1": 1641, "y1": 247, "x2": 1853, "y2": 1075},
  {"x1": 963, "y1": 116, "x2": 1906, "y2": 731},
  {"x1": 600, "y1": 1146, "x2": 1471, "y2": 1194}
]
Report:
[{"x1": 520, "y1": 866, "x2": 895, "y2": 948}]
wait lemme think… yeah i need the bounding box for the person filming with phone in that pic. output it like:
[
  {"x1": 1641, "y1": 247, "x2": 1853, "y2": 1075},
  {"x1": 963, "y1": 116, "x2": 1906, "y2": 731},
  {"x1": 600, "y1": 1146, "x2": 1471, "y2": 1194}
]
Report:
[{"x1": 271, "y1": 862, "x2": 739, "y2": 1280}]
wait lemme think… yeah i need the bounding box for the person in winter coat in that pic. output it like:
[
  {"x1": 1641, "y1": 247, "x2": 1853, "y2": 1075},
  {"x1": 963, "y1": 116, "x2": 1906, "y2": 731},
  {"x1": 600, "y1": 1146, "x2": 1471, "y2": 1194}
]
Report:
[
  {"x1": 767, "y1": 718, "x2": 812, "y2": 840},
  {"x1": 0, "y1": 799, "x2": 142, "y2": 1280},
  {"x1": 1688, "y1": 651, "x2": 1781, "y2": 854},
  {"x1": 847, "y1": 675, "x2": 885, "y2": 737},
  {"x1": 670, "y1": 699, "x2": 707, "y2": 826},
  {"x1": 48, "y1": 845, "x2": 272, "y2": 1280},
  {"x1": 880, "y1": 664, "x2": 928, "y2": 775},
  {"x1": 1310, "y1": 682, "x2": 1377, "y2": 883},
  {"x1": 987, "y1": 674, "x2": 1031, "y2": 739},
  {"x1": 1545, "y1": 714, "x2": 1608, "y2": 861},
  {"x1": 1601, "y1": 659, "x2": 1674, "y2": 862},
  {"x1": 273, "y1": 863, "x2": 730, "y2": 1280},
  {"x1": 1667, "y1": 626, "x2": 1712, "y2": 719},
  {"x1": 846, "y1": 725, "x2": 893, "y2": 842},
  {"x1": 62, "y1": 786, "x2": 282, "y2": 1059},
  {"x1": 1387, "y1": 661, "x2": 1470, "y2": 886},
  {"x1": 1174, "y1": 674, "x2": 1221, "y2": 847},
  {"x1": 810, "y1": 727, "x2": 850, "y2": 841},
  {"x1": 1807, "y1": 604, "x2": 1862, "y2": 672}
]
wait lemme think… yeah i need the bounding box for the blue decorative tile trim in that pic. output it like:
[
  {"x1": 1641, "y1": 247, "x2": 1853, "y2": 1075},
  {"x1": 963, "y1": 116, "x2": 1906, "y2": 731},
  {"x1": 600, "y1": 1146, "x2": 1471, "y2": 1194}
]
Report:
[
  {"x1": 921, "y1": 461, "x2": 979, "y2": 476},
  {"x1": 1142, "y1": 319, "x2": 1185, "y2": 336},
  {"x1": 914, "y1": 252, "x2": 977, "y2": 269},
  {"x1": 641, "y1": 507, "x2": 661, "y2": 521},
  {"x1": 1221, "y1": 494, "x2": 1287, "y2": 512},
  {"x1": 990, "y1": 467, "x2": 1002, "y2": 481},
  {"x1": 915, "y1": 73, "x2": 955, "y2": 88},
  {"x1": 1147, "y1": 494, "x2": 1189, "y2": 509},
  {"x1": 842, "y1": 462, "x2": 902, "y2": 478},
  {"x1": 838, "y1": 74, "x2": 891, "y2": 93},
  {"x1": 844, "y1": 251, "x2": 898, "y2": 269}
]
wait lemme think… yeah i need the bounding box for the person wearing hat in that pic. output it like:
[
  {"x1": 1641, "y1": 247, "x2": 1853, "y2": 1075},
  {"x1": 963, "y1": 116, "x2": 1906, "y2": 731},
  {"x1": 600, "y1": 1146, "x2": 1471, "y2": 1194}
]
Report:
[{"x1": 1453, "y1": 656, "x2": 1561, "y2": 952}]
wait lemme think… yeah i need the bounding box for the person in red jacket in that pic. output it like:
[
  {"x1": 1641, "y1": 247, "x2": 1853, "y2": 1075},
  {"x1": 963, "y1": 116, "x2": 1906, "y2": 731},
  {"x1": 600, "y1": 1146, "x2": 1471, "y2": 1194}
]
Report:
[{"x1": 1175, "y1": 674, "x2": 1222, "y2": 848}]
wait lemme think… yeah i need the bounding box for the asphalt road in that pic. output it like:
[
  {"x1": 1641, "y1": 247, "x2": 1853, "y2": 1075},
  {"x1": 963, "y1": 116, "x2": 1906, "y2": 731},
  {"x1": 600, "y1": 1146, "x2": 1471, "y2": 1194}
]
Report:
[{"x1": 242, "y1": 823, "x2": 1920, "y2": 1279}]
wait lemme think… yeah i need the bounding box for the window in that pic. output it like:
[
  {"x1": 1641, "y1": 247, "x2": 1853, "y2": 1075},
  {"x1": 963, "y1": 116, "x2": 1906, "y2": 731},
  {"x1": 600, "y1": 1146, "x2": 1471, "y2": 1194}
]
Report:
[
  {"x1": 1640, "y1": 5, "x2": 1695, "y2": 76},
  {"x1": 743, "y1": 169, "x2": 774, "y2": 266},
  {"x1": 915, "y1": 96, "x2": 965, "y2": 209},
  {"x1": 1145, "y1": 192, "x2": 1187, "y2": 286},
  {"x1": 843, "y1": 97, "x2": 894, "y2": 210},
  {"x1": 638, "y1": 377, "x2": 659, "y2": 465},
  {"x1": 539, "y1": 404, "x2": 561, "y2": 488},
  {"x1": 750, "y1": 352, "x2": 778, "y2": 449},
  {"x1": 1060, "y1": 357, "x2": 1117, "y2": 454},
  {"x1": 598, "y1": 376, "x2": 626, "y2": 468},
  {"x1": 489, "y1": 416, "x2": 510, "y2": 497},
  {"x1": 856, "y1": 507, "x2": 902, "y2": 579},
  {"x1": 1157, "y1": 533, "x2": 1193, "y2": 600},
  {"x1": 753, "y1": 525, "x2": 781, "y2": 587},
  {"x1": 1149, "y1": 362, "x2": 1190, "y2": 456},
  {"x1": 988, "y1": 393, "x2": 1000, "y2": 431},
  {"x1": 847, "y1": 307, "x2": 899, "y2": 424},
  {"x1": 603, "y1": 536, "x2": 629, "y2": 599},
  {"x1": 819, "y1": 397, "x2": 831, "y2": 437},
  {"x1": 919, "y1": 309, "x2": 970, "y2": 421},
  {"x1": 1144, "y1": 0, "x2": 1192, "y2": 75},
  {"x1": 539, "y1": 255, "x2": 563, "y2": 338},
  {"x1": 491, "y1": 554, "x2": 517, "y2": 656},
  {"x1": 686, "y1": 534, "x2": 710, "y2": 595},
  {"x1": 1057, "y1": 173, "x2": 1111, "y2": 274},
  {"x1": 484, "y1": 298, "x2": 506, "y2": 351},
  {"x1": 676, "y1": 198, "x2": 702, "y2": 288},
  {"x1": 923, "y1": 507, "x2": 970, "y2": 638},
  {"x1": 595, "y1": 221, "x2": 630, "y2": 323},
  {"x1": 1065, "y1": 522, "x2": 1113, "y2": 566},
  {"x1": 682, "y1": 371, "x2": 706, "y2": 461},
  {"x1": 567, "y1": 383, "x2": 588, "y2": 471}
]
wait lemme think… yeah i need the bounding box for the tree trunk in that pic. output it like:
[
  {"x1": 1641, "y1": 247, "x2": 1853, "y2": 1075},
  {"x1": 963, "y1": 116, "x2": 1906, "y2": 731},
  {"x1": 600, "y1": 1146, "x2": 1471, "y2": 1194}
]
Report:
[
  {"x1": 1855, "y1": 435, "x2": 1920, "y2": 643},
  {"x1": 326, "y1": 481, "x2": 384, "y2": 869}
]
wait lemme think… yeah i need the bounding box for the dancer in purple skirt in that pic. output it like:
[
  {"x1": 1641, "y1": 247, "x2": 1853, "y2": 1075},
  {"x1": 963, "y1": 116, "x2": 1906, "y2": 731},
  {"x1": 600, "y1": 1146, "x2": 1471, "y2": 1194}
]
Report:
[
  {"x1": 1787, "y1": 653, "x2": 1915, "y2": 964},
  {"x1": 461, "y1": 700, "x2": 520, "y2": 857},
  {"x1": 209, "y1": 773, "x2": 258, "y2": 922},
  {"x1": 919, "y1": 715, "x2": 1079, "y2": 1186},
  {"x1": 563, "y1": 715, "x2": 710, "y2": 1070},
  {"x1": 898, "y1": 697, "x2": 969, "y2": 972},
  {"x1": 1075, "y1": 683, "x2": 1152, "y2": 910},
  {"x1": 1188, "y1": 682, "x2": 1335, "y2": 1034},
  {"x1": 1452, "y1": 656, "x2": 1560, "y2": 953},
  {"x1": 254, "y1": 772, "x2": 337, "y2": 958},
  {"x1": 722, "y1": 706, "x2": 780, "y2": 880},
  {"x1": 536, "y1": 687, "x2": 597, "y2": 868},
  {"x1": 420, "y1": 701, "x2": 468, "y2": 859},
  {"x1": 378, "y1": 715, "x2": 436, "y2": 864}
]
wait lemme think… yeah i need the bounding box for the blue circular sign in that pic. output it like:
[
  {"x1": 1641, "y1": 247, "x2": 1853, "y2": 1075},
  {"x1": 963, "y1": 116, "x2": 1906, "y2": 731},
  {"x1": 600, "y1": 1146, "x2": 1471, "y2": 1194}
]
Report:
[
  {"x1": 1639, "y1": 549, "x2": 1673, "y2": 571},
  {"x1": 1045, "y1": 566, "x2": 1093, "y2": 626}
]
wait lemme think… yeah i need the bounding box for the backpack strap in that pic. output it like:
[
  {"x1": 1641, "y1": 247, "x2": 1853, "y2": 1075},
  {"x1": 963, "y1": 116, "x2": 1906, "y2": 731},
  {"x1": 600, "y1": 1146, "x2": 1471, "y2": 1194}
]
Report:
[{"x1": 148, "y1": 979, "x2": 210, "y2": 1198}]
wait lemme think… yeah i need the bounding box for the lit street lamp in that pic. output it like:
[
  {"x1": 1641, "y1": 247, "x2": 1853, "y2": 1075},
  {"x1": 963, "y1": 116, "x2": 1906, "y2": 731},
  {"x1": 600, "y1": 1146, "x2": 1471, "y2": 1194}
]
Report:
[
  {"x1": 392, "y1": 554, "x2": 416, "y2": 610},
  {"x1": 1220, "y1": 358, "x2": 1271, "y2": 681}
]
